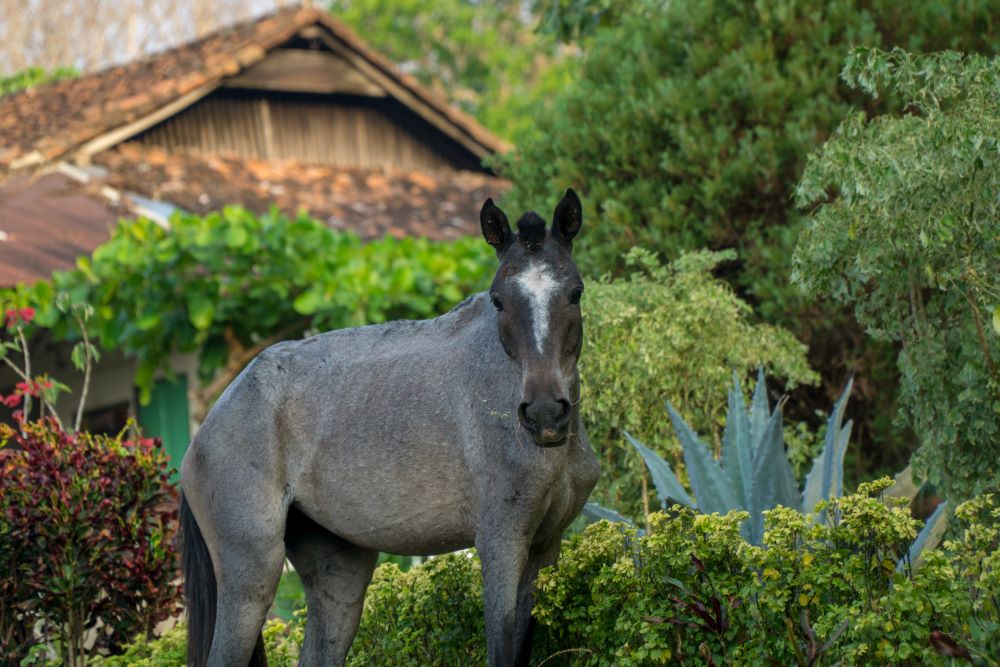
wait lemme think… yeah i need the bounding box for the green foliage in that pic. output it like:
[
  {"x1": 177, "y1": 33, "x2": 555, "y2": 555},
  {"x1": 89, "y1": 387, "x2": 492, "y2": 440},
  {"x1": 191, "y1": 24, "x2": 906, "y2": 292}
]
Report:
[
  {"x1": 499, "y1": 0, "x2": 1000, "y2": 296},
  {"x1": 609, "y1": 372, "x2": 950, "y2": 565},
  {"x1": 0, "y1": 66, "x2": 77, "y2": 97},
  {"x1": 611, "y1": 372, "x2": 849, "y2": 544},
  {"x1": 0, "y1": 420, "x2": 181, "y2": 666},
  {"x1": 794, "y1": 49, "x2": 1000, "y2": 499},
  {"x1": 578, "y1": 248, "x2": 816, "y2": 517},
  {"x1": 535, "y1": 487, "x2": 1000, "y2": 665},
  {"x1": 91, "y1": 616, "x2": 304, "y2": 667},
  {"x1": 106, "y1": 490, "x2": 999, "y2": 664},
  {"x1": 9, "y1": 207, "x2": 493, "y2": 412},
  {"x1": 328, "y1": 1, "x2": 574, "y2": 143},
  {"x1": 347, "y1": 552, "x2": 486, "y2": 665},
  {"x1": 497, "y1": 0, "x2": 1000, "y2": 473}
]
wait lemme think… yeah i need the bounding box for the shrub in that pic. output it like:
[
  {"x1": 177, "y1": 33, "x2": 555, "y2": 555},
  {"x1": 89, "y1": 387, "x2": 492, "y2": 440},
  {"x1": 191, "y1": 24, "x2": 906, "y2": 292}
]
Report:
[
  {"x1": 579, "y1": 248, "x2": 816, "y2": 517},
  {"x1": 0, "y1": 419, "x2": 181, "y2": 666},
  {"x1": 794, "y1": 48, "x2": 1000, "y2": 500},
  {"x1": 106, "y1": 488, "x2": 998, "y2": 665},
  {"x1": 91, "y1": 617, "x2": 303, "y2": 667},
  {"x1": 348, "y1": 552, "x2": 486, "y2": 665},
  {"x1": 535, "y1": 485, "x2": 1000, "y2": 665},
  {"x1": 7, "y1": 207, "x2": 494, "y2": 420}
]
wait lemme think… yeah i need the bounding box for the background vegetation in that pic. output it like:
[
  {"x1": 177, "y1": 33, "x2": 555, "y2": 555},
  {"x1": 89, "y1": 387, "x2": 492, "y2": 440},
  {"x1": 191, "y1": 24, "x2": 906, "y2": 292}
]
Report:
[
  {"x1": 495, "y1": 0, "x2": 1000, "y2": 478},
  {"x1": 580, "y1": 248, "x2": 816, "y2": 517},
  {"x1": 795, "y1": 48, "x2": 1000, "y2": 499}
]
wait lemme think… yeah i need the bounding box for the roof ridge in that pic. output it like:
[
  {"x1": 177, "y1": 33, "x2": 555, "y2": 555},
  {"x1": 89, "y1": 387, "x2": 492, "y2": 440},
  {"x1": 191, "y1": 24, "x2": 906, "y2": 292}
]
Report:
[{"x1": 0, "y1": 5, "x2": 509, "y2": 177}]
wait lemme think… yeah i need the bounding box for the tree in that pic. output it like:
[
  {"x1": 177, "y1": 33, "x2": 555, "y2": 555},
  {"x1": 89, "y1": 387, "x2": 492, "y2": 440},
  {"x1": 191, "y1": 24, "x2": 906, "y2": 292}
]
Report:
[
  {"x1": 794, "y1": 48, "x2": 1000, "y2": 499},
  {"x1": 328, "y1": 0, "x2": 575, "y2": 143},
  {"x1": 495, "y1": 0, "x2": 1000, "y2": 473},
  {"x1": 10, "y1": 208, "x2": 493, "y2": 422}
]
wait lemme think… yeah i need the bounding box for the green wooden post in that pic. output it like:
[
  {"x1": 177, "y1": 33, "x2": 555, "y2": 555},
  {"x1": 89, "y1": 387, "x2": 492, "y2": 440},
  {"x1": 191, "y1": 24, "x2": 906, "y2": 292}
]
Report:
[{"x1": 138, "y1": 376, "x2": 191, "y2": 482}]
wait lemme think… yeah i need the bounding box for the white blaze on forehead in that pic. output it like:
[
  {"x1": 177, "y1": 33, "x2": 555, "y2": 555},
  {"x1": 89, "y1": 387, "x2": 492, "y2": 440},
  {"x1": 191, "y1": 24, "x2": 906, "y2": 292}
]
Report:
[{"x1": 515, "y1": 262, "x2": 559, "y2": 354}]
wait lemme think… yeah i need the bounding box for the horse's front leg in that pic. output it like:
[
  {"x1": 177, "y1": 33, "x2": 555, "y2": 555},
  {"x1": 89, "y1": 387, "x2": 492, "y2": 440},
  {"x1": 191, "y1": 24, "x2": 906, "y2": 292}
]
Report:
[
  {"x1": 512, "y1": 540, "x2": 561, "y2": 667},
  {"x1": 476, "y1": 528, "x2": 530, "y2": 666}
]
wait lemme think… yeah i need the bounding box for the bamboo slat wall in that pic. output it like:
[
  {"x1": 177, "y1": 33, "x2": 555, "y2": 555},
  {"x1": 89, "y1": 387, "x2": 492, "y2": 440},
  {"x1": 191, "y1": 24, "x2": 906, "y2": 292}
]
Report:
[{"x1": 136, "y1": 92, "x2": 478, "y2": 171}]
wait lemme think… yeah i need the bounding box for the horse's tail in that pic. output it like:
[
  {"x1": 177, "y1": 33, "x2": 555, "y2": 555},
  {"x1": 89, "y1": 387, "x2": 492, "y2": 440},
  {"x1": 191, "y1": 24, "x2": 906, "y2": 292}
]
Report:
[{"x1": 181, "y1": 493, "x2": 268, "y2": 667}]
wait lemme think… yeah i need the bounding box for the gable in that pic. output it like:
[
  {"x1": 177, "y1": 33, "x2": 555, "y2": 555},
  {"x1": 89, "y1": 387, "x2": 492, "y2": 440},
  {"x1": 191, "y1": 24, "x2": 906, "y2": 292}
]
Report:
[{"x1": 0, "y1": 7, "x2": 510, "y2": 176}]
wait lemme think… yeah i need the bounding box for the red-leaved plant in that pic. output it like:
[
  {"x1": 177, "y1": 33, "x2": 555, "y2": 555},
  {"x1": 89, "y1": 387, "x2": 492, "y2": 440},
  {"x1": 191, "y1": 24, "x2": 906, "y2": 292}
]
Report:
[{"x1": 0, "y1": 417, "x2": 181, "y2": 666}]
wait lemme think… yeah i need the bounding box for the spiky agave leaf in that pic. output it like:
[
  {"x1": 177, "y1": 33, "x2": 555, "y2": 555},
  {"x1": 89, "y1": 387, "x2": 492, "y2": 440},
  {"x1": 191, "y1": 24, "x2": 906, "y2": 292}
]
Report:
[
  {"x1": 801, "y1": 378, "x2": 855, "y2": 516},
  {"x1": 582, "y1": 502, "x2": 636, "y2": 527},
  {"x1": 666, "y1": 403, "x2": 740, "y2": 517},
  {"x1": 749, "y1": 367, "x2": 771, "y2": 458},
  {"x1": 898, "y1": 500, "x2": 949, "y2": 572},
  {"x1": 624, "y1": 430, "x2": 693, "y2": 509},
  {"x1": 721, "y1": 372, "x2": 752, "y2": 508},
  {"x1": 747, "y1": 406, "x2": 799, "y2": 544}
]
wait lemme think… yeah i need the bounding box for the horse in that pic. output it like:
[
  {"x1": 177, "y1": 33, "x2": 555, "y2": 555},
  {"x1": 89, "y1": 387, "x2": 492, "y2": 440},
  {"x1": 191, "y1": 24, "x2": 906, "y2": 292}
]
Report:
[{"x1": 180, "y1": 189, "x2": 600, "y2": 666}]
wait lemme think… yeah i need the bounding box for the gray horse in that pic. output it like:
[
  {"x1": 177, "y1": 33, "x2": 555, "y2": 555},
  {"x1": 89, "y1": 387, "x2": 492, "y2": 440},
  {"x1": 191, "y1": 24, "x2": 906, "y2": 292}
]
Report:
[{"x1": 180, "y1": 189, "x2": 599, "y2": 667}]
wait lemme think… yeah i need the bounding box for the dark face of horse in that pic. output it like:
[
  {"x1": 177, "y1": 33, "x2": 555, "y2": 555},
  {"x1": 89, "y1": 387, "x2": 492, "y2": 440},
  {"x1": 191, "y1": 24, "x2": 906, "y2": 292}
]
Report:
[{"x1": 480, "y1": 189, "x2": 584, "y2": 447}]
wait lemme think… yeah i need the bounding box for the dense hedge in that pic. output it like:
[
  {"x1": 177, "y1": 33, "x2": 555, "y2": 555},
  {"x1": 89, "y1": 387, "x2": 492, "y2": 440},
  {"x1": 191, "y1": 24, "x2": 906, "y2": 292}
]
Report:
[{"x1": 103, "y1": 486, "x2": 999, "y2": 665}]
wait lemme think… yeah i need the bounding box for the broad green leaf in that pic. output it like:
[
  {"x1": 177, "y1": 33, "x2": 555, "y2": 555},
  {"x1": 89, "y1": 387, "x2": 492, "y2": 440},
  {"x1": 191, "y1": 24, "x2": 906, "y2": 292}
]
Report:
[
  {"x1": 993, "y1": 306, "x2": 1000, "y2": 335},
  {"x1": 666, "y1": 402, "x2": 739, "y2": 516},
  {"x1": 624, "y1": 430, "x2": 693, "y2": 509},
  {"x1": 293, "y1": 289, "x2": 324, "y2": 316},
  {"x1": 225, "y1": 224, "x2": 249, "y2": 249},
  {"x1": 135, "y1": 313, "x2": 161, "y2": 331},
  {"x1": 188, "y1": 296, "x2": 215, "y2": 331},
  {"x1": 71, "y1": 342, "x2": 86, "y2": 371}
]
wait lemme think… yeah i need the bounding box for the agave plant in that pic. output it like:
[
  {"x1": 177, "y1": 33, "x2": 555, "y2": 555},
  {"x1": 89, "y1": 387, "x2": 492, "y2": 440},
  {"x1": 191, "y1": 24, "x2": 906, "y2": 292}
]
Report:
[{"x1": 586, "y1": 370, "x2": 947, "y2": 559}]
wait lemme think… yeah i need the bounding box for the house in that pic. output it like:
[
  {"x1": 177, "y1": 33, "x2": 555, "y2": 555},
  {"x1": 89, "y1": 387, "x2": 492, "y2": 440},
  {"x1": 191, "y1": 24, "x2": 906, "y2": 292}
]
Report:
[{"x1": 0, "y1": 6, "x2": 511, "y2": 473}]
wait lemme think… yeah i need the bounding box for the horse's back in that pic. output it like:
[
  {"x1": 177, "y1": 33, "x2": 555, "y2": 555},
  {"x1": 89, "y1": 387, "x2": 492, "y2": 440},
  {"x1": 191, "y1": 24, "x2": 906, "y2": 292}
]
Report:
[{"x1": 184, "y1": 296, "x2": 500, "y2": 553}]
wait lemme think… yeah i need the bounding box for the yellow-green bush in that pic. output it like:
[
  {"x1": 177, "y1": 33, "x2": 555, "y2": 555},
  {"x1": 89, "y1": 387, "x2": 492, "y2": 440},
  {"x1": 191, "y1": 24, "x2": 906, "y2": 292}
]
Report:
[
  {"x1": 103, "y1": 489, "x2": 998, "y2": 665},
  {"x1": 579, "y1": 248, "x2": 817, "y2": 516}
]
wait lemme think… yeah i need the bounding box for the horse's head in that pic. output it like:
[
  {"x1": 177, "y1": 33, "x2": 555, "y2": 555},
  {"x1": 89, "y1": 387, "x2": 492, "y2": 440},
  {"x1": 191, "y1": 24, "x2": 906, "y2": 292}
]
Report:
[{"x1": 479, "y1": 189, "x2": 584, "y2": 447}]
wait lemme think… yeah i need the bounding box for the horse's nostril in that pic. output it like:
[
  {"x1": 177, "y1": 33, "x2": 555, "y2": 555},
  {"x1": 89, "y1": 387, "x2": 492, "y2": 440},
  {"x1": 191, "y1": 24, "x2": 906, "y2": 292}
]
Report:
[
  {"x1": 558, "y1": 399, "x2": 571, "y2": 419},
  {"x1": 518, "y1": 403, "x2": 537, "y2": 430}
]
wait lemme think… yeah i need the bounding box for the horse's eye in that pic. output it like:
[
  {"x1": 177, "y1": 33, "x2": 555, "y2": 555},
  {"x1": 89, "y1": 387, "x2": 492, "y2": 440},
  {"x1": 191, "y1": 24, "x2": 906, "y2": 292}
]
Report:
[
  {"x1": 569, "y1": 287, "x2": 584, "y2": 305},
  {"x1": 491, "y1": 295, "x2": 504, "y2": 311}
]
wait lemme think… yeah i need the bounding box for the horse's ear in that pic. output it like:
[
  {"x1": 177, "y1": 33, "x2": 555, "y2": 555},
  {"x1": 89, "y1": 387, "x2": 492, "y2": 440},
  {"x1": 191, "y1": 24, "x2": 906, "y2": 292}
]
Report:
[
  {"x1": 480, "y1": 198, "x2": 512, "y2": 252},
  {"x1": 552, "y1": 188, "x2": 582, "y2": 245}
]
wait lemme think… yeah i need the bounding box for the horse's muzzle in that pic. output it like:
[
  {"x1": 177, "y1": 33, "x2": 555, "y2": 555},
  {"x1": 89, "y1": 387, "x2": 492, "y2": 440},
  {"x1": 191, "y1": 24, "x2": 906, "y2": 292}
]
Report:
[{"x1": 519, "y1": 398, "x2": 571, "y2": 447}]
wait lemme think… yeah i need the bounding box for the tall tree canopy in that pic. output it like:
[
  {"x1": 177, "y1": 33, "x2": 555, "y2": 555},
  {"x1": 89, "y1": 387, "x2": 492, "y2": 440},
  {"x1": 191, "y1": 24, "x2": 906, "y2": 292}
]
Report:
[
  {"x1": 495, "y1": 0, "x2": 1000, "y2": 472},
  {"x1": 329, "y1": 0, "x2": 575, "y2": 143},
  {"x1": 795, "y1": 49, "x2": 1000, "y2": 499}
]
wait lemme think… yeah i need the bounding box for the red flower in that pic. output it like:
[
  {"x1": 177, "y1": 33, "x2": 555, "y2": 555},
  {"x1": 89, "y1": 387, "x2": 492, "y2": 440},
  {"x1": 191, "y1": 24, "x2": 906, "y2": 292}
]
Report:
[
  {"x1": 15, "y1": 381, "x2": 39, "y2": 397},
  {"x1": 3, "y1": 308, "x2": 16, "y2": 328},
  {"x1": 1, "y1": 393, "x2": 21, "y2": 408}
]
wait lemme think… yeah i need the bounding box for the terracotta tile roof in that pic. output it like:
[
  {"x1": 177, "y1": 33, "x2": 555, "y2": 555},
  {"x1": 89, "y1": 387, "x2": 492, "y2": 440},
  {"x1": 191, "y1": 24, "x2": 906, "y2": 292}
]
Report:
[
  {"x1": 95, "y1": 143, "x2": 509, "y2": 240},
  {"x1": 0, "y1": 7, "x2": 510, "y2": 176},
  {"x1": 0, "y1": 171, "x2": 134, "y2": 286}
]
